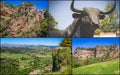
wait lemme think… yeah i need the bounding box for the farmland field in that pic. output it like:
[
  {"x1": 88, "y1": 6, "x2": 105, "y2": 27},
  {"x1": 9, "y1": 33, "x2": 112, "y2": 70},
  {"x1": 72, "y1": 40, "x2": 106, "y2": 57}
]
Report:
[{"x1": 1, "y1": 48, "x2": 53, "y2": 75}]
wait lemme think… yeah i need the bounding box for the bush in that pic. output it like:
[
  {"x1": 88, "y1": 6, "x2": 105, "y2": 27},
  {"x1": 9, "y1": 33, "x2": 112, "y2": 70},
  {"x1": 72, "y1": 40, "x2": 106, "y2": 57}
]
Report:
[
  {"x1": 87, "y1": 58, "x2": 100, "y2": 65},
  {"x1": 24, "y1": 12, "x2": 29, "y2": 16},
  {"x1": 72, "y1": 62, "x2": 83, "y2": 68},
  {"x1": 21, "y1": 32, "x2": 29, "y2": 37},
  {"x1": 30, "y1": 14, "x2": 34, "y2": 19},
  {"x1": 16, "y1": 29, "x2": 21, "y2": 34},
  {"x1": 21, "y1": 57, "x2": 27, "y2": 60},
  {"x1": 0, "y1": 58, "x2": 20, "y2": 75},
  {"x1": 95, "y1": 29, "x2": 102, "y2": 35},
  {"x1": 72, "y1": 57, "x2": 101, "y2": 68},
  {"x1": 52, "y1": 47, "x2": 71, "y2": 72},
  {"x1": 2, "y1": 30, "x2": 9, "y2": 37},
  {"x1": 39, "y1": 19, "x2": 48, "y2": 37}
]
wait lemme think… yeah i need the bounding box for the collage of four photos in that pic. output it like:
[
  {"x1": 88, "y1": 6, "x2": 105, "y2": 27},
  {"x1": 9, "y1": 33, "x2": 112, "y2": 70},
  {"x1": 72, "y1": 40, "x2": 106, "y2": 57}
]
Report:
[{"x1": 0, "y1": 0, "x2": 120, "y2": 75}]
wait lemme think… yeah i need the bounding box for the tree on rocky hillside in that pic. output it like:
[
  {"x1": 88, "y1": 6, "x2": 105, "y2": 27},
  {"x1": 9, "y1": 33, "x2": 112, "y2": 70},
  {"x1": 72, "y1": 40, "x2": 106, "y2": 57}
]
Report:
[
  {"x1": 0, "y1": 2, "x2": 52, "y2": 37},
  {"x1": 60, "y1": 38, "x2": 72, "y2": 47},
  {"x1": 95, "y1": 2, "x2": 119, "y2": 34},
  {"x1": 48, "y1": 12, "x2": 58, "y2": 31},
  {"x1": 52, "y1": 47, "x2": 72, "y2": 74},
  {"x1": 105, "y1": 2, "x2": 119, "y2": 31}
]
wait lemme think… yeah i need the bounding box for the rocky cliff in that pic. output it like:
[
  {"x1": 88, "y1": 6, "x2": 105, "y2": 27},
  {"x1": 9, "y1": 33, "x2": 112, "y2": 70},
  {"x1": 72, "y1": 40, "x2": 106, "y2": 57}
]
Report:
[
  {"x1": 73, "y1": 47, "x2": 95, "y2": 59},
  {"x1": 0, "y1": 2, "x2": 47, "y2": 37},
  {"x1": 73, "y1": 44, "x2": 119, "y2": 60},
  {"x1": 52, "y1": 47, "x2": 71, "y2": 72}
]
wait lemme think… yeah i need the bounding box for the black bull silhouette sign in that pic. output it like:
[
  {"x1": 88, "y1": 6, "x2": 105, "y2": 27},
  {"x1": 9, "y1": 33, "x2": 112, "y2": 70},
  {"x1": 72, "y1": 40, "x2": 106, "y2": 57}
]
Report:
[{"x1": 49, "y1": 0, "x2": 116, "y2": 37}]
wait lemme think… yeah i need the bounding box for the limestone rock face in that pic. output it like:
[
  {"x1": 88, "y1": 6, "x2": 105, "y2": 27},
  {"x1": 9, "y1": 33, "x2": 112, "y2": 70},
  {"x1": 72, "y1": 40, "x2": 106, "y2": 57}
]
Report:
[
  {"x1": 73, "y1": 47, "x2": 95, "y2": 59},
  {"x1": 18, "y1": 2, "x2": 36, "y2": 13},
  {"x1": 108, "y1": 44, "x2": 119, "y2": 60},
  {"x1": 0, "y1": 2, "x2": 14, "y2": 17},
  {"x1": 73, "y1": 45, "x2": 119, "y2": 60},
  {"x1": 96, "y1": 46, "x2": 108, "y2": 57},
  {"x1": 0, "y1": 2, "x2": 47, "y2": 37}
]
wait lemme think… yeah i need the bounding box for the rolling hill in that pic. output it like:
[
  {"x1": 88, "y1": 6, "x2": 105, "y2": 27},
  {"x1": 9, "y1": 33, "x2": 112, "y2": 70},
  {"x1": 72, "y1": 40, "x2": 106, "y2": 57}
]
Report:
[{"x1": 72, "y1": 58, "x2": 119, "y2": 74}]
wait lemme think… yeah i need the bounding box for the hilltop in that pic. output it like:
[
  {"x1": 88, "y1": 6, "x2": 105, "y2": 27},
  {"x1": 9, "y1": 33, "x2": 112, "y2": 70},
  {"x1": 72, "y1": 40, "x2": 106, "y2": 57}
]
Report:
[{"x1": 0, "y1": 2, "x2": 48, "y2": 37}]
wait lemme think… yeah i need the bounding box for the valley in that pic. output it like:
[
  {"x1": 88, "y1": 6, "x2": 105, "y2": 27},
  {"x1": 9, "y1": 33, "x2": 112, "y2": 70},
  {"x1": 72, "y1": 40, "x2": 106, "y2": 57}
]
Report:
[
  {"x1": 1, "y1": 43, "x2": 72, "y2": 75},
  {"x1": 1, "y1": 44, "x2": 54, "y2": 75}
]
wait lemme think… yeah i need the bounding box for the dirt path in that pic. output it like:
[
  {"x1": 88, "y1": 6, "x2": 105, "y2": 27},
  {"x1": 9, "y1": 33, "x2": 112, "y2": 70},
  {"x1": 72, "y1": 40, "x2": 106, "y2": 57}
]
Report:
[{"x1": 29, "y1": 69, "x2": 40, "y2": 75}]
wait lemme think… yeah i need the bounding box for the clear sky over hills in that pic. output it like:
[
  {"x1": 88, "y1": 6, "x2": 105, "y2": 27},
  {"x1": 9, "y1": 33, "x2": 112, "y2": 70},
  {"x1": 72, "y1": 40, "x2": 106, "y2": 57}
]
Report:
[
  {"x1": 1, "y1": 0, "x2": 48, "y2": 9},
  {"x1": 1, "y1": 38, "x2": 64, "y2": 46},
  {"x1": 72, "y1": 38, "x2": 120, "y2": 52}
]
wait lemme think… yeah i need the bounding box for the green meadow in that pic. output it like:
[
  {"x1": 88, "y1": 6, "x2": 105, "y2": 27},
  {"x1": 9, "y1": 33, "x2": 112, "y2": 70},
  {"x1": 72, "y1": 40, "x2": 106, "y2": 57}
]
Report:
[{"x1": 72, "y1": 58, "x2": 119, "y2": 74}]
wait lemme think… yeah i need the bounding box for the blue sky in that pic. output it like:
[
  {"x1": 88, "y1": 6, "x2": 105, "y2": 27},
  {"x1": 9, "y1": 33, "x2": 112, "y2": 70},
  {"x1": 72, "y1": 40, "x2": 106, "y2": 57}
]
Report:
[
  {"x1": 2, "y1": 0, "x2": 48, "y2": 9},
  {"x1": 72, "y1": 38, "x2": 120, "y2": 52},
  {"x1": 1, "y1": 38, "x2": 64, "y2": 46},
  {"x1": 49, "y1": 0, "x2": 119, "y2": 30}
]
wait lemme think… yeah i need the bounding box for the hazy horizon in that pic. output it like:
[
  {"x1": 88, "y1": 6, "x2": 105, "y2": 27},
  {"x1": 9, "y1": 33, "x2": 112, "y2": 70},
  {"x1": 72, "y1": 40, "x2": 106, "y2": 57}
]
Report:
[
  {"x1": 1, "y1": 38, "x2": 64, "y2": 46},
  {"x1": 1, "y1": 43, "x2": 59, "y2": 46}
]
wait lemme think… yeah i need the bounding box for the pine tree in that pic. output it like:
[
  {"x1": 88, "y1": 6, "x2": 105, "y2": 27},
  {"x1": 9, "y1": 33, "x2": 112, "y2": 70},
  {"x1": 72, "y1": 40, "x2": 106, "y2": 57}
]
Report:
[{"x1": 60, "y1": 38, "x2": 72, "y2": 47}]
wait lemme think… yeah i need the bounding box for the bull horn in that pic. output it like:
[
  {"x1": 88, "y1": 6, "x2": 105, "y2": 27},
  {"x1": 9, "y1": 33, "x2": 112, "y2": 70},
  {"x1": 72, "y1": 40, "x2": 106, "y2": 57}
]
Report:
[
  {"x1": 100, "y1": 0, "x2": 116, "y2": 14},
  {"x1": 71, "y1": 0, "x2": 84, "y2": 13}
]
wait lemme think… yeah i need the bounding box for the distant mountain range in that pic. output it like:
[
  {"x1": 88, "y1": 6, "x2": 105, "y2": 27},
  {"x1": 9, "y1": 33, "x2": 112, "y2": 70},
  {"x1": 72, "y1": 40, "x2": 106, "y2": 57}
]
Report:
[{"x1": 1, "y1": 43, "x2": 58, "y2": 50}]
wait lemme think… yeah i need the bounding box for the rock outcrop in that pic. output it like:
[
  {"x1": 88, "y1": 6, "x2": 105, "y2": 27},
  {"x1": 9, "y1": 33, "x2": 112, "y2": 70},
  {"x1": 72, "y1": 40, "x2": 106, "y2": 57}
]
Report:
[
  {"x1": 73, "y1": 47, "x2": 95, "y2": 59},
  {"x1": 0, "y1": 2, "x2": 15, "y2": 17},
  {"x1": 52, "y1": 47, "x2": 71, "y2": 72},
  {"x1": 49, "y1": 18, "x2": 80, "y2": 37},
  {"x1": 0, "y1": 2, "x2": 47, "y2": 37},
  {"x1": 73, "y1": 44, "x2": 119, "y2": 60},
  {"x1": 96, "y1": 46, "x2": 108, "y2": 58}
]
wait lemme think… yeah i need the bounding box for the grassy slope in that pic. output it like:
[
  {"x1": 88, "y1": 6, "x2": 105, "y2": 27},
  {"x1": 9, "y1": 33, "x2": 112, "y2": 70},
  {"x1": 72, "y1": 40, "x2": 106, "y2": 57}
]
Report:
[
  {"x1": 1, "y1": 51, "x2": 52, "y2": 59},
  {"x1": 72, "y1": 58, "x2": 119, "y2": 74},
  {"x1": 1, "y1": 52, "x2": 31, "y2": 59},
  {"x1": 47, "y1": 66, "x2": 72, "y2": 75}
]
